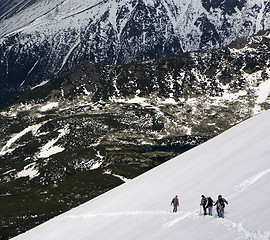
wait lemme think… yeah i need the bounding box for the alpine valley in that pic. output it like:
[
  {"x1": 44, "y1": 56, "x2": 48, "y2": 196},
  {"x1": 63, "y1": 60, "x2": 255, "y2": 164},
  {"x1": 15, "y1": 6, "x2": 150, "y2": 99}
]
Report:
[
  {"x1": 0, "y1": 0, "x2": 270, "y2": 108},
  {"x1": 0, "y1": 28, "x2": 270, "y2": 238}
]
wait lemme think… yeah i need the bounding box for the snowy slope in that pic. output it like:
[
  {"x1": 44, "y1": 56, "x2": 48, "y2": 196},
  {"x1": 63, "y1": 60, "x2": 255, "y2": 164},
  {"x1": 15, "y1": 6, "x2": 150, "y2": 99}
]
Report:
[{"x1": 12, "y1": 110, "x2": 270, "y2": 239}]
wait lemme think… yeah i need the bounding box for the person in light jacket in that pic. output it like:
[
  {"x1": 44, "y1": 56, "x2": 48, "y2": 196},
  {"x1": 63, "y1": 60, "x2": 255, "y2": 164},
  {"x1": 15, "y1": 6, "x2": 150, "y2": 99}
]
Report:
[{"x1": 171, "y1": 195, "x2": 179, "y2": 213}]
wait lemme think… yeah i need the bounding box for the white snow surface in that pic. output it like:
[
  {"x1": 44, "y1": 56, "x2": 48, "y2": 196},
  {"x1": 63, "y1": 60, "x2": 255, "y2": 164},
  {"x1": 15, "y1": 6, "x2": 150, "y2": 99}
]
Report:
[
  {"x1": 38, "y1": 127, "x2": 68, "y2": 158},
  {"x1": 39, "y1": 102, "x2": 59, "y2": 112},
  {"x1": 1, "y1": 0, "x2": 269, "y2": 50},
  {"x1": 12, "y1": 110, "x2": 270, "y2": 240},
  {"x1": 16, "y1": 162, "x2": 40, "y2": 179},
  {"x1": 0, "y1": 124, "x2": 42, "y2": 156}
]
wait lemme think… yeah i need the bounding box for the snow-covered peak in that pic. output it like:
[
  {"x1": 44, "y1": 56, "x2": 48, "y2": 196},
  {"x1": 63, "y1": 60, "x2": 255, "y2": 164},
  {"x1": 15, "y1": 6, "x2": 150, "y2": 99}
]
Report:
[
  {"x1": 12, "y1": 110, "x2": 270, "y2": 240},
  {"x1": 1, "y1": 0, "x2": 267, "y2": 38},
  {"x1": 0, "y1": 0, "x2": 269, "y2": 109}
]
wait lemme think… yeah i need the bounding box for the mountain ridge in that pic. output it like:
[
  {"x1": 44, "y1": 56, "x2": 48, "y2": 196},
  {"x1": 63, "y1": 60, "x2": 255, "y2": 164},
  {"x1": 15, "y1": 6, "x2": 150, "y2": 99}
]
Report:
[{"x1": 0, "y1": 0, "x2": 270, "y2": 108}]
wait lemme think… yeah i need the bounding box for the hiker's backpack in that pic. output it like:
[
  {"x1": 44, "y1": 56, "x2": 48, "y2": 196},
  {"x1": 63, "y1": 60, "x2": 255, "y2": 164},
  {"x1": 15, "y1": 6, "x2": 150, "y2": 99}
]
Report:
[
  {"x1": 219, "y1": 198, "x2": 225, "y2": 208},
  {"x1": 207, "y1": 197, "x2": 213, "y2": 206},
  {"x1": 201, "y1": 197, "x2": 207, "y2": 206}
]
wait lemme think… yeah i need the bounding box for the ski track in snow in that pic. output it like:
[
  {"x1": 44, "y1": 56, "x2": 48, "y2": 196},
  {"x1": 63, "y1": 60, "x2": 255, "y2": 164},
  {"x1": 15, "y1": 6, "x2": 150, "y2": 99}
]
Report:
[
  {"x1": 61, "y1": 210, "x2": 169, "y2": 219},
  {"x1": 220, "y1": 218, "x2": 270, "y2": 240},
  {"x1": 234, "y1": 169, "x2": 270, "y2": 192},
  {"x1": 162, "y1": 211, "x2": 196, "y2": 229},
  {"x1": 165, "y1": 211, "x2": 270, "y2": 240},
  {"x1": 60, "y1": 209, "x2": 270, "y2": 239}
]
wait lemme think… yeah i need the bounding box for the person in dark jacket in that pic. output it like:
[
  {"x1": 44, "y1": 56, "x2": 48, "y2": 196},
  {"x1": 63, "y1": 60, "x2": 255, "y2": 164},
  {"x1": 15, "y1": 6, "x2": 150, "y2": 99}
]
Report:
[
  {"x1": 205, "y1": 196, "x2": 215, "y2": 216},
  {"x1": 214, "y1": 195, "x2": 228, "y2": 218},
  {"x1": 171, "y1": 195, "x2": 179, "y2": 213},
  {"x1": 200, "y1": 195, "x2": 207, "y2": 215}
]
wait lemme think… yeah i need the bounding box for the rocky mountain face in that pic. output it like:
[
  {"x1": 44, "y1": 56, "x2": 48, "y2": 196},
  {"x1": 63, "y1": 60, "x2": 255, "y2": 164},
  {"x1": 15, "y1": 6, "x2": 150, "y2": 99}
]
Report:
[
  {"x1": 0, "y1": 0, "x2": 270, "y2": 109},
  {"x1": 0, "y1": 29, "x2": 270, "y2": 238}
]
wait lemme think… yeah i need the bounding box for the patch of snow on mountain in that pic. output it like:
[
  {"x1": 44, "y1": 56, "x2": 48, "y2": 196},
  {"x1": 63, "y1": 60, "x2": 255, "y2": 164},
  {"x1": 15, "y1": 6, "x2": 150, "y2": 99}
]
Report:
[
  {"x1": 104, "y1": 170, "x2": 131, "y2": 183},
  {"x1": 38, "y1": 145, "x2": 65, "y2": 159},
  {"x1": 159, "y1": 98, "x2": 177, "y2": 104},
  {"x1": 114, "y1": 96, "x2": 150, "y2": 107},
  {"x1": 0, "y1": 123, "x2": 42, "y2": 156},
  {"x1": 38, "y1": 126, "x2": 68, "y2": 158},
  {"x1": 253, "y1": 77, "x2": 270, "y2": 114},
  {"x1": 16, "y1": 162, "x2": 40, "y2": 179},
  {"x1": 57, "y1": 38, "x2": 81, "y2": 72},
  {"x1": 256, "y1": 78, "x2": 270, "y2": 103},
  {"x1": 221, "y1": 86, "x2": 247, "y2": 101},
  {"x1": 31, "y1": 80, "x2": 49, "y2": 90},
  {"x1": 89, "y1": 161, "x2": 103, "y2": 170},
  {"x1": 39, "y1": 102, "x2": 59, "y2": 112}
]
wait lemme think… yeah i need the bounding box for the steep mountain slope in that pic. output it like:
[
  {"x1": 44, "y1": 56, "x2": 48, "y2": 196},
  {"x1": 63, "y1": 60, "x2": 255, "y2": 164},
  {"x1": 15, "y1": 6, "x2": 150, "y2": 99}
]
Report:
[
  {"x1": 0, "y1": 30, "x2": 270, "y2": 238},
  {"x1": 12, "y1": 109, "x2": 270, "y2": 240},
  {"x1": 0, "y1": 0, "x2": 40, "y2": 22},
  {"x1": 0, "y1": 0, "x2": 270, "y2": 108}
]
